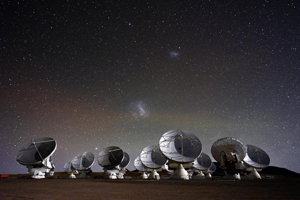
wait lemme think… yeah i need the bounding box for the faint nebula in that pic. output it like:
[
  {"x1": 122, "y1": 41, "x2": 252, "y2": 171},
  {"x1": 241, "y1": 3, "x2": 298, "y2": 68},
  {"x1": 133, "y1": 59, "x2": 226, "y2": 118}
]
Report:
[{"x1": 131, "y1": 101, "x2": 149, "y2": 119}]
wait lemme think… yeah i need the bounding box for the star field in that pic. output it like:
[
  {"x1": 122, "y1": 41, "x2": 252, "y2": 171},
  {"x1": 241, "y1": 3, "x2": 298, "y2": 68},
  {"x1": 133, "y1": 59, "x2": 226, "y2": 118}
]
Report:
[{"x1": 1, "y1": 0, "x2": 299, "y2": 174}]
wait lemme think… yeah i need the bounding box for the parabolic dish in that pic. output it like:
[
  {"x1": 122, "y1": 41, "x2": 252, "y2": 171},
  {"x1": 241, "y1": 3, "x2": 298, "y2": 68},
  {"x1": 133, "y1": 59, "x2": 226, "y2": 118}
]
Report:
[
  {"x1": 159, "y1": 130, "x2": 202, "y2": 163},
  {"x1": 64, "y1": 161, "x2": 75, "y2": 173},
  {"x1": 140, "y1": 145, "x2": 167, "y2": 169},
  {"x1": 98, "y1": 146, "x2": 124, "y2": 168},
  {"x1": 134, "y1": 156, "x2": 147, "y2": 172},
  {"x1": 119, "y1": 152, "x2": 130, "y2": 169},
  {"x1": 16, "y1": 137, "x2": 57, "y2": 166},
  {"x1": 211, "y1": 137, "x2": 246, "y2": 163},
  {"x1": 193, "y1": 152, "x2": 212, "y2": 171},
  {"x1": 207, "y1": 163, "x2": 217, "y2": 173},
  {"x1": 72, "y1": 152, "x2": 95, "y2": 170},
  {"x1": 243, "y1": 144, "x2": 270, "y2": 169}
]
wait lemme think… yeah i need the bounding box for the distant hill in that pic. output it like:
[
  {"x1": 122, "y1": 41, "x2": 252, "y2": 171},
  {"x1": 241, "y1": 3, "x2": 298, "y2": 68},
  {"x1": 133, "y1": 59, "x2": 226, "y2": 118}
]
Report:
[
  {"x1": 213, "y1": 162, "x2": 300, "y2": 177},
  {"x1": 261, "y1": 166, "x2": 300, "y2": 177}
]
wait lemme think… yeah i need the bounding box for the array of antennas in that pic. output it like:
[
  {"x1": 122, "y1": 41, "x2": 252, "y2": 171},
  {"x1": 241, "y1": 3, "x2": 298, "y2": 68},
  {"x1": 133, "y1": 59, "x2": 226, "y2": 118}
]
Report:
[
  {"x1": 211, "y1": 137, "x2": 270, "y2": 180},
  {"x1": 16, "y1": 137, "x2": 130, "y2": 179},
  {"x1": 135, "y1": 129, "x2": 214, "y2": 180},
  {"x1": 134, "y1": 131, "x2": 269, "y2": 180},
  {"x1": 16, "y1": 132, "x2": 270, "y2": 180},
  {"x1": 64, "y1": 146, "x2": 131, "y2": 179}
]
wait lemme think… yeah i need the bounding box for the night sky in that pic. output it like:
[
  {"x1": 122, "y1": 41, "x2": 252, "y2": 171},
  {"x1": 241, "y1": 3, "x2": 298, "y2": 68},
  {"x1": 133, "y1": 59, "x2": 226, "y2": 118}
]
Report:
[{"x1": 1, "y1": 1, "x2": 299, "y2": 174}]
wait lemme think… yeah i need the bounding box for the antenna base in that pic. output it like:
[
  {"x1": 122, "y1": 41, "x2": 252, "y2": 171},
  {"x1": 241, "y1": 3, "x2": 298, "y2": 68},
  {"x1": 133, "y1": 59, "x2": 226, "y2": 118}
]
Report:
[
  {"x1": 27, "y1": 166, "x2": 49, "y2": 179},
  {"x1": 141, "y1": 172, "x2": 149, "y2": 179},
  {"x1": 69, "y1": 173, "x2": 76, "y2": 178},
  {"x1": 104, "y1": 168, "x2": 119, "y2": 179},
  {"x1": 205, "y1": 173, "x2": 212, "y2": 179},
  {"x1": 192, "y1": 171, "x2": 205, "y2": 179},
  {"x1": 224, "y1": 172, "x2": 241, "y2": 180},
  {"x1": 248, "y1": 168, "x2": 262, "y2": 179},
  {"x1": 149, "y1": 169, "x2": 160, "y2": 180},
  {"x1": 170, "y1": 164, "x2": 189, "y2": 180}
]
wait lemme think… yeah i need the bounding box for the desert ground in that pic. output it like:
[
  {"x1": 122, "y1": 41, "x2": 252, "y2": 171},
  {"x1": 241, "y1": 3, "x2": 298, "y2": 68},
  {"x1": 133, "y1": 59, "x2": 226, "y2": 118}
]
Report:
[{"x1": 0, "y1": 172, "x2": 299, "y2": 200}]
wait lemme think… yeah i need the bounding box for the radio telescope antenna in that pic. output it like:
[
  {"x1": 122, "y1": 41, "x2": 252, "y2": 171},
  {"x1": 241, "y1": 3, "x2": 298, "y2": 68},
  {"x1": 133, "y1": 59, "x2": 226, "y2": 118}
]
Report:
[
  {"x1": 72, "y1": 152, "x2": 95, "y2": 170},
  {"x1": 206, "y1": 162, "x2": 216, "y2": 179},
  {"x1": 211, "y1": 137, "x2": 246, "y2": 180},
  {"x1": 134, "y1": 156, "x2": 149, "y2": 179},
  {"x1": 192, "y1": 152, "x2": 212, "y2": 179},
  {"x1": 140, "y1": 145, "x2": 167, "y2": 180},
  {"x1": 159, "y1": 130, "x2": 202, "y2": 180},
  {"x1": 243, "y1": 144, "x2": 270, "y2": 179},
  {"x1": 97, "y1": 146, "x2": 124, "y2": 179},
  {"x1": 16, "y1": 137, "x2": 57, "y2": 179},
  {"x1": 70, "y1": 152, "x2": 95, "y2": 178}
]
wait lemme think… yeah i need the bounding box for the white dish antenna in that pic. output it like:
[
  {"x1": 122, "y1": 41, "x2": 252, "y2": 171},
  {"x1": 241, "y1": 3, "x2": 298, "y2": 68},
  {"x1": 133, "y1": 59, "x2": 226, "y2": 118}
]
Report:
[
  {"x1": 193, "y1": 152, "x2": 212, "y2": 171},
  {"x1": 243, "y1": 145, "x2": 270, "y2": 169},
  {"x1": 140, "y1": 145, "x2": 167, "y2": 169},
  {"x1": 97, "y1": 146, "x2": 126, "y2": 179},
  {"x1": 16, "y1": 137, "x2": 57, "y2": 179},
  {"x1": 159, "y1": 130, "x2": 202, "y2": 180},
  {"x1": 211, "y1": 137, "x2": 246, "y2": 180},
  {"x1": 134, "y1": 156, "x2": 149, "y2": 179},
  {"x1": 211, "y1": 137, "x2": 246, "y2": 163},
  {"x1": 72, "y1": 152, "x2": 95, "y2": 171},
  {"x1": 159, "y1": 130, "x2": 202, "y2": 163},
  {"x1": 97, "y1": 146, "x2": 124, "y2": 168},
  {"x1": 17, "y1": 137, "x2": 57, "y2": 166},
  {"x1": 134, "y1": 156, "x2": 147, "y2": 172},
  {"x1": 64, "y1": 152, "x2": 94, "y2": 179}
]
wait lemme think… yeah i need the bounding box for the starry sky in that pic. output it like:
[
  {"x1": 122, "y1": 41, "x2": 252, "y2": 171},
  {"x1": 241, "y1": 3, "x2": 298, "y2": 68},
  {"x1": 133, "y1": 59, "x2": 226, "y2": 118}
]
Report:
[{"x1": 1, "y1": 0, "x2": 299, "y2": 174}]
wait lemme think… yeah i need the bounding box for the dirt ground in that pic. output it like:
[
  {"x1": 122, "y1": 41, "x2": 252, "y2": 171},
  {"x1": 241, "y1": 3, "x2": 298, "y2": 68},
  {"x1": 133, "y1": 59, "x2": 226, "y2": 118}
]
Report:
[{"x1": 0, "y1": 172, "x2": 299, "y2": 200}]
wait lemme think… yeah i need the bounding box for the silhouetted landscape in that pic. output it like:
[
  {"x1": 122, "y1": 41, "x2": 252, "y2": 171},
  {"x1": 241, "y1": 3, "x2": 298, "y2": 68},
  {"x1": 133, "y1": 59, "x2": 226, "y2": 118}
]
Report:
[{"x1": 1, "y1": 166, "x2": 299, "y2": 199}]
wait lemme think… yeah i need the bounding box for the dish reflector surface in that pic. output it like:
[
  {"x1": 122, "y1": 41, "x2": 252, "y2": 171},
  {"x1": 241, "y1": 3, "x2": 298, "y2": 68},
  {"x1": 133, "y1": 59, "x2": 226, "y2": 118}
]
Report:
[
  {"x1": 64, "y1": 161, "x2": 75, "y2": 172},
  {"x1": 159, "y1": 130, "x2": 202, "y2": 163},
  {"x1": 119, "y1": 152, "x2": 130, "y2": 168},
  {"x1": 134, "y1": 156, "x2": 147, "y2": 172},
  {"x1": 243, "y1": 145, "x2": 270, "y2": 169},
  {"x1": 98, "y1": 146, "x2": 124, "y2": 168},
  {"x1": 16, "y1": 137, "x2": 56, "y2": 166},
  {"x1": 72, "y1": 152, "x2": 95, "y2": 170},
  {"x1": 211, "y1": 137, "x2": 246, "y2": 163},
  {"x1": 140, "y1": 145, "x2": 167, "y2": 169},
  {"x1": 207, "y1": 163, "x2": 216, "y2": 173},
  {"x1": 193, "y1": 152, "x2": 212, "y2": 171}
]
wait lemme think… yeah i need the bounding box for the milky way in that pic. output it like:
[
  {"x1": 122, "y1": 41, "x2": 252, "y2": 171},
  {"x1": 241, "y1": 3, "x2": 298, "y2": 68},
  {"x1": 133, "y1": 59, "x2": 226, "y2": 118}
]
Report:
[{"x1": 1, "y1": 1, "x2": 299, "y2": 174}]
